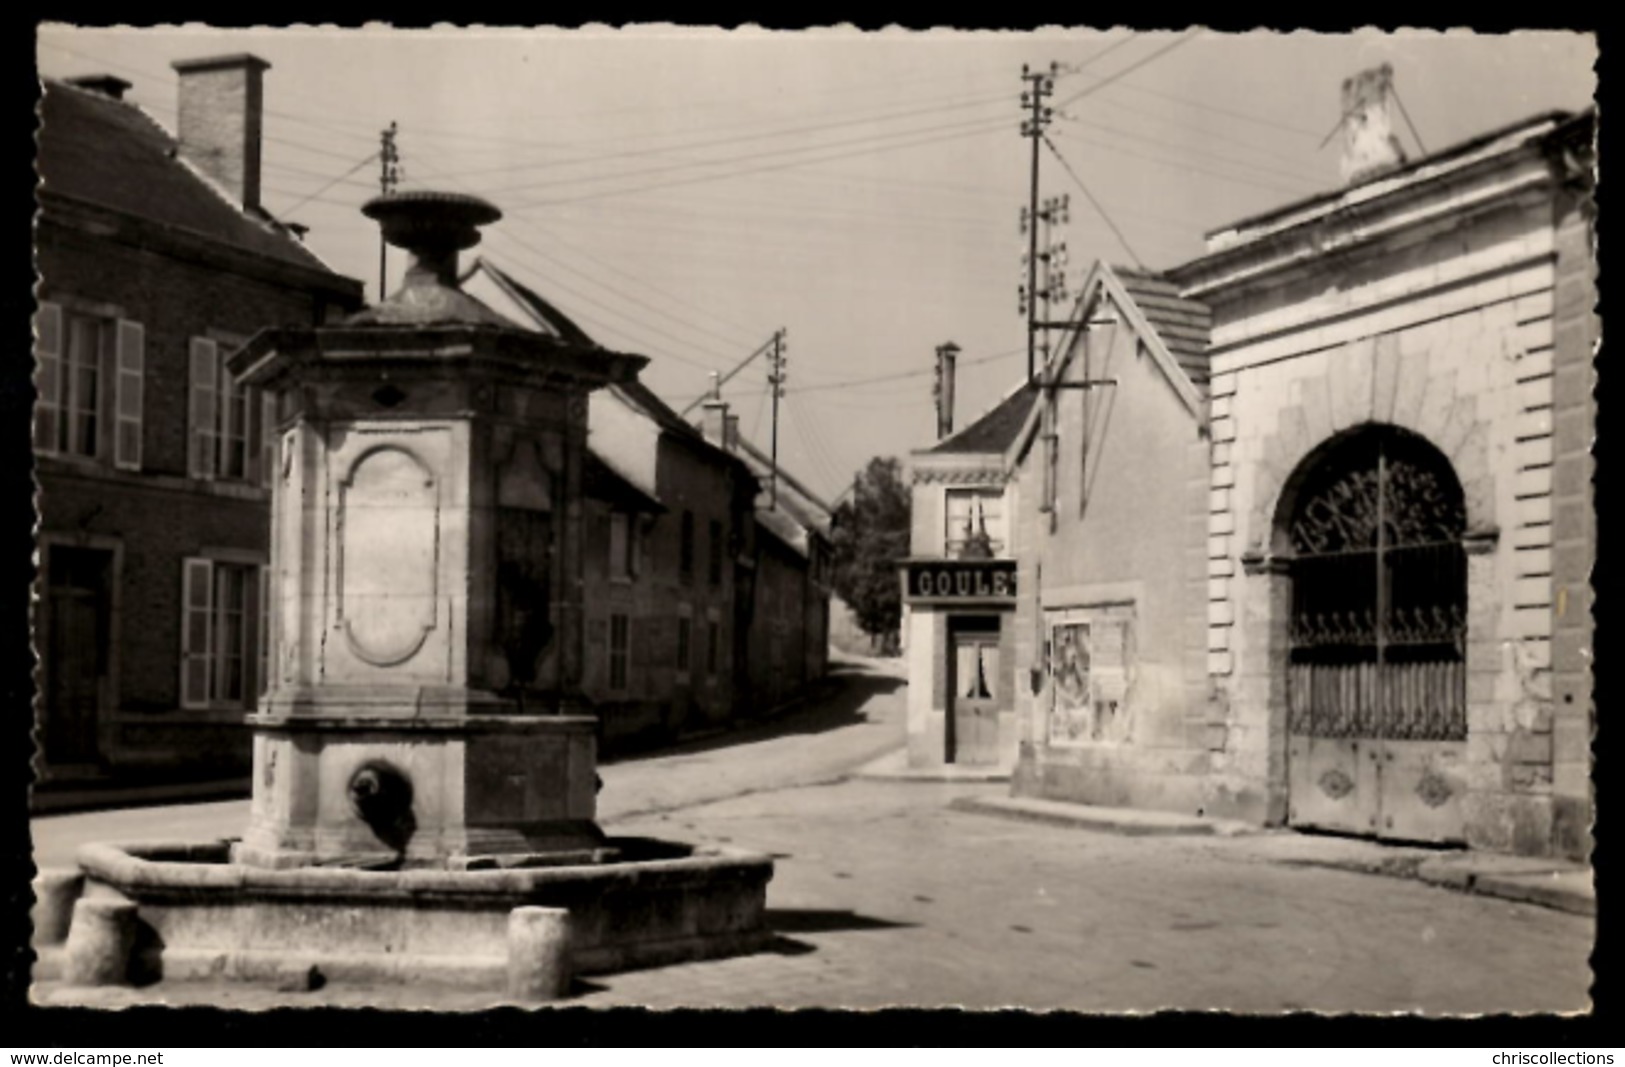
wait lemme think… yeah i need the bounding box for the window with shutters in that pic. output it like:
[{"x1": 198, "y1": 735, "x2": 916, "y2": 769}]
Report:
[
  {"x1": 181, "y1": 557, "x2": 266, "y2": 709},
  {"x1": 679, "y1": 510, "x2": 695, "y2": 581},
  {"x1": 706, "y1": 614, "x2": 720, "y2": 678},
  {"x1": 190, "y1": 337, "x2": 273, "y2": 485},
  {"x1": 34, "y1": 302, "x2": 144, "y2": 468},
  {"x1": 708, "y1": 519, "x2": 724, "y2": 586},
  {"x1": 609, "y1": 613, "x2": 630, "y2": 691},
  {"x1": 676, "y1": 606, "x2": 692, "y2": 681}
]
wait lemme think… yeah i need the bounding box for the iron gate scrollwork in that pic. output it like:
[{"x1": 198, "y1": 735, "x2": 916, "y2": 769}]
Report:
[{"x1": 1287, "y1": 428, "x2": 1468, "y2": 747}]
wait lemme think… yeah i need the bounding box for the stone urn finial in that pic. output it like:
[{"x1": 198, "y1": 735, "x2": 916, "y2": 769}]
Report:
[
  {"x1": 353, "y1": 191, "x2": 514, "y2": 326},
  {"x1": 363, "y1": 191, "x2": 502, "y2": 288}
]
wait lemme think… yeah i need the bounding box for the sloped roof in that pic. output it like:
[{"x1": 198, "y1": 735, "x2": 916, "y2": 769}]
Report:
[
  {"x1": 583, "y1": 450, "x2": 664, "y2": 513},
  {"x1": 925, "y1": 383, "x2": 1039, "y2": 455},
  {"x1": 462, "y1": 257, "x2": 596, "y2": 345},
  {"x1": 36, "y1": 79, "x2": 340, "y2": 275},
  {"x1": 729, "y1": 435, "x2": 832, "y2": 535},
  {"x1": 1113, "y1": 266, "x2": 1213, "y2": 387}
]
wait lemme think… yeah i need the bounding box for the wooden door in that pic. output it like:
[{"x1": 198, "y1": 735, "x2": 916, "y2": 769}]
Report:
[
  {"x1": 43, "y1": 547, "x2": 112, "y2": 766},
  {"x1": 950, "y1": 632, "x2": 1000, "y2": 766}
]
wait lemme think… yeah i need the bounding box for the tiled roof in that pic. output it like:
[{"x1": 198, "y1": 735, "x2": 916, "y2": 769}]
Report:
[
  {"x1": 584, "y1": 450, "x2": 663, "y2": 512},
  {"x1": 1113, "y1": 266, "x2": 1213, "y2": 387},
  {"x1": 925, "y1": 385, "x2": 1039, "y2": 455},
  {"x1": 36, "y1": 79, "x2": 339, "y2": 275}
]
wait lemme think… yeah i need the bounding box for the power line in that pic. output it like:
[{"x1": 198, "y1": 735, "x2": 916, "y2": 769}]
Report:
[
  {"x1": 279, "y1": 151, "x2": 379, "y2": 216},
  {"x1": 1391, "y1": 82, "x2": 1429, "y2": 156},
  {"x1": 481, "y1": 235, "x2": 732, "y2": 373},
  {"x1": 500, "y1": 117, "x2": 1011, "y2": 211},
  {"x1": 1053, "y1": 30, "x2": 1204, "y2": 111},
  {"x1": 408, "y1": 90, "x2": 1011, "y2": 187},
  {"x1": 1043, "y1": 133, "x2": 1144, "y2": 269},
  {"x1": 1055, "y1": 33, "x2": 1141, "y2": 78},
  {"x1": 486, "y1": 113, "x2": 1013, "y2": 201}
]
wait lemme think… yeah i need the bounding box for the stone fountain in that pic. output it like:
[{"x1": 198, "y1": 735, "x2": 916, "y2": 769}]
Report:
[{"x1": 31, "y1": 192, "x2": 774, "y2": 1001}]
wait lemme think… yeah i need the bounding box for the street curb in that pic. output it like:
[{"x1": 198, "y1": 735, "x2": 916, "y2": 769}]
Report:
[
  {"x1": 852, "y1": 749, "x2": 1011, "y2": 783},
  {"x1": 948, "y1": 795, "x2": 1238, "y2": 836}
]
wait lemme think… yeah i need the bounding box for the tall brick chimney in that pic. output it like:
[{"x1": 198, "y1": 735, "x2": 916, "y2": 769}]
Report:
[
  {"x1": 1339, "y1": 63, "x2": 1408, "y2": 186},
  {"x1": 172, "y1": 54, "x2": 270, "y2": 213}
]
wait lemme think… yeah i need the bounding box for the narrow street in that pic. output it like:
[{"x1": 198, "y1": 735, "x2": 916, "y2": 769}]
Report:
[{"x1": 28, "y1": 657, "x2": 1595, "y2": 1013}]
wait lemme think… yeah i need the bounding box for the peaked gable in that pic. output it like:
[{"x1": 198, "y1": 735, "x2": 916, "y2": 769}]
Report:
[{"x1": 1011, "y1": 260, "x2": 1211, "y2": 468}]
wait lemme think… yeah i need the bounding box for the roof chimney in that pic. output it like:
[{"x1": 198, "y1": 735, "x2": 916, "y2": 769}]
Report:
[
  {"x1": 701, "y1": 371, "x2": 731, "y2": 448},
  {"x1": 723, "y1": 413, "x2": 740, "y2": 453},
  {"x1": 1339, "y1": 63, "x2": 1408, "y2": 186},
  {"x1": 65, "y1": 74, "x2": 132, "y2": 100},
  {"x1": 171, "y1": 53, "x2": 270, "y2": 213},
  {"x1": 933, "y1": 341, "x2": 959, "y2": 440}
]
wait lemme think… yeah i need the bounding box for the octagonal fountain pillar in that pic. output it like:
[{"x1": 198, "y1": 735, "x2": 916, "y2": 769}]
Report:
[{"x1": 228, "y1": 192, "x2": 647, "y2": 869}]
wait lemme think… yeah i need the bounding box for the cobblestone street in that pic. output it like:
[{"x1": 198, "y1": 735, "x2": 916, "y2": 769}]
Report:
[{"x1": 29, "y1": 657, "x2": 1594, "y2": 1015}]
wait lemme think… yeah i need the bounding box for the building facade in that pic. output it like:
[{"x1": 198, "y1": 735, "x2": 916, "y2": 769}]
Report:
[
  {"x1": 32, "y1": 59, "x2": 364, "y2": 789},
  {"x1": 1168, "y1": 107, "x2": 1596, "y2": 858},
  {"x1": 907, "y1": 92, "x2": 1595, "y2": 861}
]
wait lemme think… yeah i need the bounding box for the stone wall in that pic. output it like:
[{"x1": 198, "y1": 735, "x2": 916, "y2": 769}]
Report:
[{"x1": 1203, "y1": 187, "x2": 1575, "y2": 853}]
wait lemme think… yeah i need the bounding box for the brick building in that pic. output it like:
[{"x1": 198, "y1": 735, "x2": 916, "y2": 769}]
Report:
[
  {"x1": 31, "y1": 58, "x2": 364, "y2": 790},
  {"x1": 906, "y1": 76, "x2": 1595, "y2": 860}
]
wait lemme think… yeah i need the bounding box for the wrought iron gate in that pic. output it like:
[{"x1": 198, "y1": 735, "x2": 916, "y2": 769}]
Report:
[{"x1": 1285, "y1": 427, "x2": 1469, "y2": 843}]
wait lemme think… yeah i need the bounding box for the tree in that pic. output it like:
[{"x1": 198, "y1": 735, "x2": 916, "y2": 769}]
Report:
[{"x1": 830, "y1": 456, "x2": 911, "y2": 654}]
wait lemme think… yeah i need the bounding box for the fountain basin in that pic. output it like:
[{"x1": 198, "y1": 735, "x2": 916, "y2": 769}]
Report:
[{"x1": 36, "y1": 837, "x2": 774, "y2": 992}]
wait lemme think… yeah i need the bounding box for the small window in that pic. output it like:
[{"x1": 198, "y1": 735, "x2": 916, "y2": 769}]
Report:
[
  {"x1": 706, "y1": 619, "x2": 720, "y2": 677},
  {"x1": 679, "y1": 510, "x2": 695, "y2": 580},
  {"x1": 608, "y1": 513, "x2": 633, "y2": 581},
  {"x1": 676, "y1": 612, "x2": 692, "y2": 678},
  {"x1": 609, "y1": 613, "x2": 630, "y2": 690},
  {"x1": 708, "y1": 519, "x2": 724, "y2": 586},
  {"x1": 945, "y1": 488, "x2": 1007, "y2": 557}
]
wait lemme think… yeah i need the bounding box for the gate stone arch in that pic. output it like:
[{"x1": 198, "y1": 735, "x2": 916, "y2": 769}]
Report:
[{"x1": 1226, "y1": 335, "x2": 1504, "y2": 829}]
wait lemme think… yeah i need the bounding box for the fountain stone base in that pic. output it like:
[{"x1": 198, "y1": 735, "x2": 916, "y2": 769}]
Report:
[
  {"x1": 38, "y1": 836, "x2": 774, "y2": 993},
  {"x1": 234, "y1": 708, "x2": 606, "y2": 870}
]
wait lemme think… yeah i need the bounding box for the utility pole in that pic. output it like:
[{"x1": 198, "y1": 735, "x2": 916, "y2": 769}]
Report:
[
  {"x1": 378, "y1": 121, "x2": 400, "y2": 301},
  {"x1": 1019, "y1": 62, "x2": 1057, "y2": 385},
  {"x1": 1038, "y1": 194, "x2": 1070, "y2": 367},
  {"x1": 767, "y1": 328, "x2": 787, "y2": 508}
]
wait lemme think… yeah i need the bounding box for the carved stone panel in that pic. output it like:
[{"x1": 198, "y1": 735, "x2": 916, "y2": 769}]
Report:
[{"x1": 337, "y1": 444, "x2": 441, "y2": 669}]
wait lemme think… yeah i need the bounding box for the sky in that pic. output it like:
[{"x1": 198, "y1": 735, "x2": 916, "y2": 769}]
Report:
[{"x1": 35, "y1": 25, "x2": 1597, "y2": 504}]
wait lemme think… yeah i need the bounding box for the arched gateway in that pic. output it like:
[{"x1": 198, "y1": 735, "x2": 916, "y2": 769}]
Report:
[{"x1": 1282, "y1": 424, "x2": 1469, "y2": 843}]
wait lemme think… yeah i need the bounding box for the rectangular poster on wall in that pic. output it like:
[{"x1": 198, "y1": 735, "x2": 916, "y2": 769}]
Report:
[
  {"x1": 1048, "y1": 621, "x2": 1092, "y2": 745},
  {"x1": 1047, "y1": 605, "x2": 1136, "y2": 747}
]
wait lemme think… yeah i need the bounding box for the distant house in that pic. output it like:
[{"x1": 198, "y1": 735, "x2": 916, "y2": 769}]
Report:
[
  {"x1": 694, "y1": 398, "x2": 834, "y2": 711},
  {"x1": 31, "y1": 57, "x2": 365, "y2": 791},
  {"x1": 462, "y1": 258, "x2": 829, "y2": 744}
]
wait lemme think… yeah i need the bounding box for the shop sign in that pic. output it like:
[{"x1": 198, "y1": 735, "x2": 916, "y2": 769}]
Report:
[{"x1": 902, "y1": 559, "x2": 1017, "y2": 604}]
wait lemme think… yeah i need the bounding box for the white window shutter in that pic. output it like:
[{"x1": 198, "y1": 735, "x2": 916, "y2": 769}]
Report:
[
  {"x1": 34, "y1": 302, "x2": 62, "y2": 453},
  {"x1": 189, "y1": 337, "x2": 219, "y2": 480},
  {"x1": 114, "y1": 319, "x2": 144, "y2": 470},
  {"x1": 260, "y1": 391, "x2": 278, "y2": 489},
  {"x1": 181, "y1": 557, "x2": 214, "y2": 708}
]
